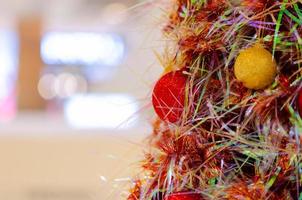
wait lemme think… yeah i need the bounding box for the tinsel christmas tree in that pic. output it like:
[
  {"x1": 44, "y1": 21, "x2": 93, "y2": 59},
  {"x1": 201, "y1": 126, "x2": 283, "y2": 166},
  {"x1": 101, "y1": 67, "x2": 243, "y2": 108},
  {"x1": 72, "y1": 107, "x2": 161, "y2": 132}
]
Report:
[{"x1": 129, "y1": 0, "x2": 302, "y2": 199}]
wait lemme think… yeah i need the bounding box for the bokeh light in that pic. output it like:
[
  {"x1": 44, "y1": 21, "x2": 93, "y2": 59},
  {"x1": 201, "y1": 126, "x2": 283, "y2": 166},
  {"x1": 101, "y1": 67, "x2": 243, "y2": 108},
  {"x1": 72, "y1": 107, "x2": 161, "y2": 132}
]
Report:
[
  {"x1": 37, "y1": 73, "x2": 56, "y2": 100},
  {"x1": 64, "y1": 94, "x2": 138, "y2": 129},
  {"x1": 38, "y1": 73, "x2": 88, "y2": 100},
  {"x1": 41, "y1": 32, "x2": 125, "y2": 66}
]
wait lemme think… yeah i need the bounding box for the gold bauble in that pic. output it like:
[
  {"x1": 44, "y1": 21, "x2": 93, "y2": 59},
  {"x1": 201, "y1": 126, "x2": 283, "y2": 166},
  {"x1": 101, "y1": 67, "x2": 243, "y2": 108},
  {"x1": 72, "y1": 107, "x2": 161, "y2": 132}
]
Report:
[{"x1": 234, "y1": 44, "x2": 277, "y2": 90}]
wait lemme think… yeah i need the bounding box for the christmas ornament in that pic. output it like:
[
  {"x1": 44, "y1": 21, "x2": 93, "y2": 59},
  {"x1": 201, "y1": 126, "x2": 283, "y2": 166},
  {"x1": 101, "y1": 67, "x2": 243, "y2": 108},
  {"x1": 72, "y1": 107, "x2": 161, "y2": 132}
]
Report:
[
  {"x1": 234, "y1": 44, "x2": 277, "y2": 89},
  {"x1": 152, "y1": 70, "x2": 187, "y2": 123},
  {"x1": 164, "y1": 192, "x2": 203, "y2": 200}
]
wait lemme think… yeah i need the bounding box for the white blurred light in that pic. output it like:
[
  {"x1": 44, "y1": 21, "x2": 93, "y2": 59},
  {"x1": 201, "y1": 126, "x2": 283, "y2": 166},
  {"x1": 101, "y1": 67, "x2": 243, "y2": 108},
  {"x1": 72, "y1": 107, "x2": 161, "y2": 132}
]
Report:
[
  {"x1": 41, "y1": 32, "x2": 125, "y2": 66},
  {"x1": 54, "y1": 73, "x2": 78, "y2": 98},
  {"x1": 38, "y1": 73, "x2": 88, "y2": 100},
  {"x1": 0, "y1": 31, "x2": 17, "y2": 100},
  {"x1": 37, "y1": 73, "x2": 56, "y2": 100},
  {"x1": 64, "y1": 94, "x2": 138, "y2": 129}
]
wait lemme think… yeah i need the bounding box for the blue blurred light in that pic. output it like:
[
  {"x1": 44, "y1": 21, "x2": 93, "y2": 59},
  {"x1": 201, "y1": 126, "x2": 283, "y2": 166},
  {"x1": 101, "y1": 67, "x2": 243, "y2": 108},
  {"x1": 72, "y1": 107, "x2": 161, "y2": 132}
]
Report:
[
  {"x1": 41, "y1": 32, "x2": 125, "y2": 66},
  {"x1": 0, "y1": 31, "x2": 18, "y2": 100}
]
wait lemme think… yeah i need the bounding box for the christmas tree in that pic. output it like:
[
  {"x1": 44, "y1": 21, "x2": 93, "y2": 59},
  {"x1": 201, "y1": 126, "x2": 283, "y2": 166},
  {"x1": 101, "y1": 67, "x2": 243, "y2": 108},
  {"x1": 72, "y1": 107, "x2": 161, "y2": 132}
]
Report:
[{"x1": 129, "y1": 0, "x2": 302, "y2": 199}]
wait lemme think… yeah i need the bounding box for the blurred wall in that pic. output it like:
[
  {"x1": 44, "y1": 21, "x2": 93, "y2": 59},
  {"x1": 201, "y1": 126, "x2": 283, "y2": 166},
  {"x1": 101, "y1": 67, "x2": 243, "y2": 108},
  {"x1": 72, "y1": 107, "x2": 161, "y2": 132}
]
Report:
[{"x1": 0, "y1": 0, "x2": 164, "y2": 200}]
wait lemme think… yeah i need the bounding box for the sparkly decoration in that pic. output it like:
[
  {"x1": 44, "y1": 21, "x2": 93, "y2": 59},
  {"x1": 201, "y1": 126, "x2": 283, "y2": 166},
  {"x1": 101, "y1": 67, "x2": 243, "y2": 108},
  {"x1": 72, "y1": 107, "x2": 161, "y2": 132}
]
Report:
[
  {"x1": 129, "y1": 1, "x2": 302, "y2": 199},
  {"x1": 224, "y1": 181, "x2": 279, "y2": 200},
  {"x1": 152, "y1": 70, "x2": 187, "y2": 123},
  {"x1": 165, "y1": 193, "x2": 203, "y2": 200},
  {"x1": 298, "y1": 88, "x2": 302, "y2": 117},
  {"x1": 234, "y1": 44, "x2": 277, "y2": 89}
]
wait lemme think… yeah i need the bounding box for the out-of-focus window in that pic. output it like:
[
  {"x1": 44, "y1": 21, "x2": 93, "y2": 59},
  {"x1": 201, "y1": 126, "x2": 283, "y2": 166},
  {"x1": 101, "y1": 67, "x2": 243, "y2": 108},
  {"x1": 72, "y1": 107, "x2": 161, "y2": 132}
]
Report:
[
  {"x1": 38, "y1": 31, "x2": 139, "y2": 130},
  {"x1": 38, "y1": 31, "x2": 126, "y2": 101}
]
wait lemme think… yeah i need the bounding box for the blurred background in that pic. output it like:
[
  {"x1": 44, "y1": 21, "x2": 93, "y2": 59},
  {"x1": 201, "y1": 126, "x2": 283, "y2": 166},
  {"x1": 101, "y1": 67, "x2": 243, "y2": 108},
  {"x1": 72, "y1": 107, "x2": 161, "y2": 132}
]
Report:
[{"x1": 0, "y1": 0, "x2": 163, "y2": 199}]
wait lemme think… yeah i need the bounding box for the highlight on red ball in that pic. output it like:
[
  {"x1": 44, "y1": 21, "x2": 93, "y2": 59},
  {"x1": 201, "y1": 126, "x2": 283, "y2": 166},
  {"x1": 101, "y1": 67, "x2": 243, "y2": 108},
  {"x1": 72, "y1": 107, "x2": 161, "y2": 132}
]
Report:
[
  {"x1": 152, "y1": 70, "x2": 187, "y2": 123},
  {"x1": 164, "y1": 192, "x2": 203, "y2": 200}
]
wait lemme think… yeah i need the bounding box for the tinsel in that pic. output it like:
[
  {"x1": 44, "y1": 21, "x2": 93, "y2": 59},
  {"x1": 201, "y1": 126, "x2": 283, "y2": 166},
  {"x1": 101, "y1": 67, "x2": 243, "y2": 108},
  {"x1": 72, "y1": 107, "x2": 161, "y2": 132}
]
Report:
[{"x1": 129, "y1": 0, "x2": 302, "y2": 199}]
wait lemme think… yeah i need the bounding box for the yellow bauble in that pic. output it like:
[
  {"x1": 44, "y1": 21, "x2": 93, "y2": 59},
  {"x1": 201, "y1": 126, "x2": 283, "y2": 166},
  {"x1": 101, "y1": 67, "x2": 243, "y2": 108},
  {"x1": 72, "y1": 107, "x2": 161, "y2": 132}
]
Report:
[{"x1": 234, "y1": 44, "x2": 277, "y2": 90}]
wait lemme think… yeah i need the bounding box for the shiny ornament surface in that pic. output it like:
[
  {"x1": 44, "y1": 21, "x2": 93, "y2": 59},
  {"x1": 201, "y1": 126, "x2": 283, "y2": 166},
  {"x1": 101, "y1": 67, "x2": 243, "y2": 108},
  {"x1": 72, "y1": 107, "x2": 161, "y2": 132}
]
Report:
[
  {"x1": 152, "y1": 70, "x2": 187, "y2": 123},
  {"x1": 164, "y1": 192, "x2": 202, "y2": 200},
  {"x1": 234, "y1": 44, "x2": 277, "y2": 89}
]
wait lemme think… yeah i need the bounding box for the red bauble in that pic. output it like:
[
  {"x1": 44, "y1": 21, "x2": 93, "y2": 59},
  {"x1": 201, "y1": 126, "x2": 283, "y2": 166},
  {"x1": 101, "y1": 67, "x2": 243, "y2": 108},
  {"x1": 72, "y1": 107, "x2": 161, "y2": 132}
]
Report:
[
  {"x1": 164, "y1": 192, "x2": 203, "y2": 200},
  {"x1": 152, "y1": 70, "x2": 187, "y2": 123},
  {"x1": 298, "y1": 88, "x2": 302, "y2": 117}
]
